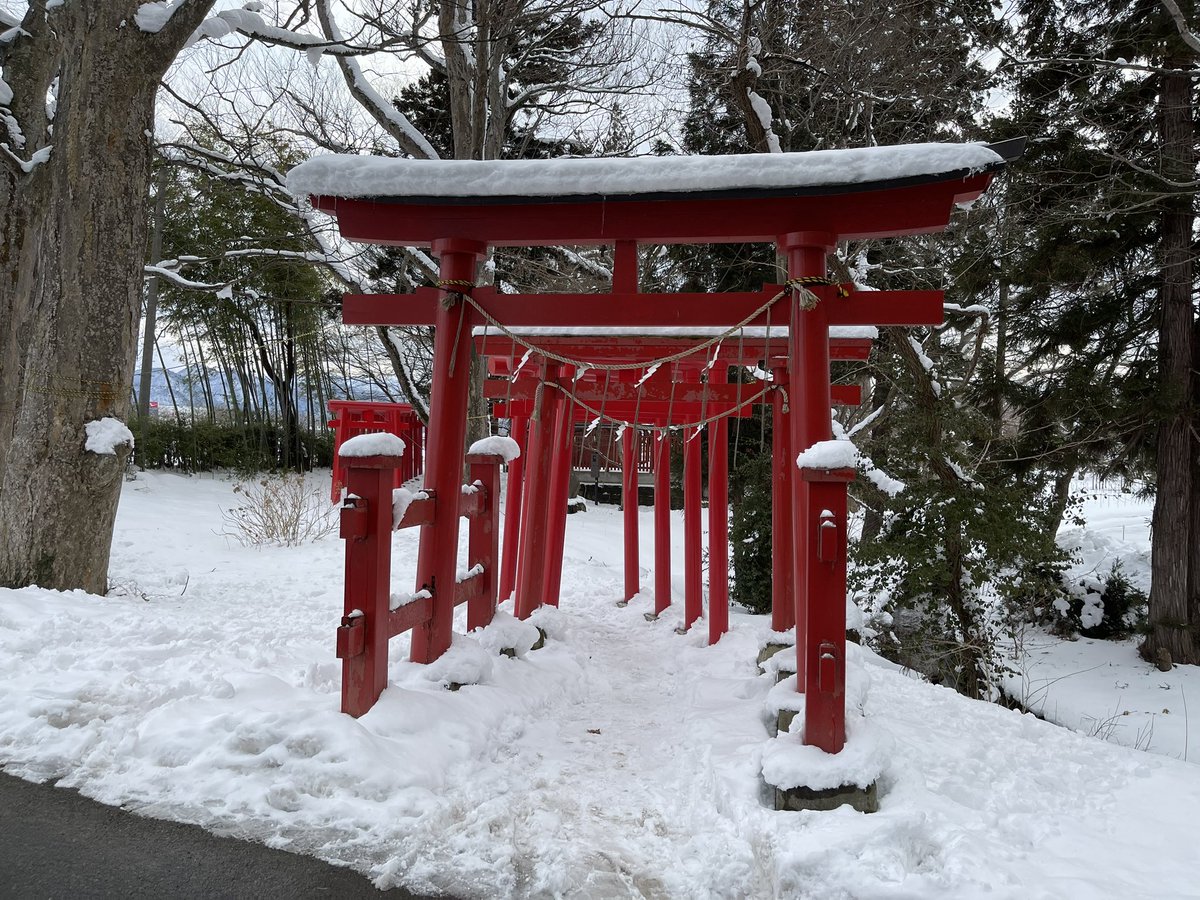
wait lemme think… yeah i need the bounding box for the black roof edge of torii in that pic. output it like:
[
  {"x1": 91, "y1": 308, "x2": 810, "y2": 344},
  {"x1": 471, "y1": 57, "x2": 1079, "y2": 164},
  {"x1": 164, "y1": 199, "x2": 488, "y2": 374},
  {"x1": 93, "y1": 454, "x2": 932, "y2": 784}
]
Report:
[{"x1": 357, "y1": 137, "x2": 1028, "y2": 208}]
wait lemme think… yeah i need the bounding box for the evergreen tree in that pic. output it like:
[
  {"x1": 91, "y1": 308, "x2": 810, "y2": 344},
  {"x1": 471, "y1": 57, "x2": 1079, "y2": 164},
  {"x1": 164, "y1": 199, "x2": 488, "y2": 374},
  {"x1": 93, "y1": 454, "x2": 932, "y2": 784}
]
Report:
[{"x1": 1002, "y1": 0, "x2": 1198, "y2": 663}]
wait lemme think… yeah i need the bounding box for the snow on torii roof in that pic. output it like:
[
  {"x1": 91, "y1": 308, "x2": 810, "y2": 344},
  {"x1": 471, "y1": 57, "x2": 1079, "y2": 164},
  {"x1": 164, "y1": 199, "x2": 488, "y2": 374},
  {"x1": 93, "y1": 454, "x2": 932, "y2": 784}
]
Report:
[
  {"x1": 290, "y1": 139, "x2": 1024, "y2": 246},
  {"x1": 288, "y1": 141, "x2": 1016, "y2": 205}
]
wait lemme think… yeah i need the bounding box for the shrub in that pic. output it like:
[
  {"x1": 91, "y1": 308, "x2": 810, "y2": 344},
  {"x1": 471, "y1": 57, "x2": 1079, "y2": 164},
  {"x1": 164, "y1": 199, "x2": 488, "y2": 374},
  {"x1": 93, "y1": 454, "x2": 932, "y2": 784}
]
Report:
[
  {"x1": 1047, "y1": 562, "x2": 1148, "y2": 639},
  {"x1": 222, "y1": 474, "x2": 337, "y2": 547},
  {"x1": 133, "y1": 419, "x2": 333, "y2": 475}
]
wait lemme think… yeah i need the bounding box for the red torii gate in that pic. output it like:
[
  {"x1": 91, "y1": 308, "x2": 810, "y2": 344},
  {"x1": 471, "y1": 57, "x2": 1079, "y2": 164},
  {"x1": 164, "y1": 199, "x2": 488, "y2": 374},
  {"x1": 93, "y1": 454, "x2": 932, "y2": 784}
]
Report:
[
  {"x1": 291, "y1": 141, "x2": 1019, "y2": 766},
  {"x1": 489, "y1": 356, "x2": 763, "y2": 642},
  {"x1": 480, "y1": 331, "x2": 871, "y2": 641}
]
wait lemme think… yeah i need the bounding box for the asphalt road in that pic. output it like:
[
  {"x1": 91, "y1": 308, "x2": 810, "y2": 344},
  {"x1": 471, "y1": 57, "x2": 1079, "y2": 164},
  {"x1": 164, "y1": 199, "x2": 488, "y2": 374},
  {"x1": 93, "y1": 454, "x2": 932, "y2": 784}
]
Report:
[{"x1": 0, "y1": 770, "x2": 442, "y2": 900}]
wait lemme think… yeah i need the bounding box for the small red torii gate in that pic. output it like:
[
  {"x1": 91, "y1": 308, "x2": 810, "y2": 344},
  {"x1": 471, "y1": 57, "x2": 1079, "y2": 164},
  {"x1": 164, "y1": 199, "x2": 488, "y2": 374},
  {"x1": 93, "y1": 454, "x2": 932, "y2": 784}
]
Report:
[
  {"x1": 291, "y1": 141, "x2": 1019, "y2": 763},
  {"x1": 481, "y1": 331, "x2": 870, "y2": 642}
]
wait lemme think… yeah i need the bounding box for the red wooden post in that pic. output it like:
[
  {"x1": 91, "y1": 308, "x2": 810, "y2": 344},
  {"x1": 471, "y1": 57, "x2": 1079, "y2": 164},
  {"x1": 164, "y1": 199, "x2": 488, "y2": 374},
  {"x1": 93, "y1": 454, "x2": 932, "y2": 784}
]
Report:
[
  {"x1": 467, "y1": 453, "x2": 502, "y2": 631},
  {"x1": 545, "y1": 375, "x2": 575, "y2": 607},
  {"x1": 499, "y1": 415, "x2": 528, "y2": 602},
  {"x1": 653, "y1": 428, "x2": 672, "y2": 616},
  {"x1": 622, "y1": 426, "x2": 640, "y2": 602},
  {"x1": 800, "y1": 469, "x2": 853, "y2": 753},
  {"x1": 782, "y1": 230, "x2": 842, "y2": 753},
  {"x1": 337, "y1": 457, "x2": 400, "y2": 717},
  {"x1": 683, "y1": 426, "x2": 703, "y2": 631},
  {"x1": 708, "y1": 414, "x2": 729, "y2": 644},
  {"x1": 771, "y1": 367, "x2": 794, "y2": 632},
  {"x1": 515, "y1": 362, "x2": 560, "y2": 619},
  {"x1": 410, "y1": 238, "x2": 485, "y2": 664}
]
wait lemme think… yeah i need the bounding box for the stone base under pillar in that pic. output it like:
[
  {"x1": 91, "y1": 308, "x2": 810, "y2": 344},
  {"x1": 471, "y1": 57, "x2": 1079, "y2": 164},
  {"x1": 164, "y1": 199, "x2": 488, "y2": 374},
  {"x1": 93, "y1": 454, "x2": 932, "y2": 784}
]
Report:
[
  {"x1": 757, "y1": 642, "x2": 791, "y2": 673},
  {"x1": 773, "y1": 781, "x2": 879, "y2": 814}
]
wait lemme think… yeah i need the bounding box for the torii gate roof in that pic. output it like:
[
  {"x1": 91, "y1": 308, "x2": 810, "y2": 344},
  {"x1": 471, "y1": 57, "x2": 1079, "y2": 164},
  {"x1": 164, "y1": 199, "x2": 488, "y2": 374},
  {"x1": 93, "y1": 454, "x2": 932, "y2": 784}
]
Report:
[{"x1": 289, "y1": 140, "x2": 1023, "y2": 246}]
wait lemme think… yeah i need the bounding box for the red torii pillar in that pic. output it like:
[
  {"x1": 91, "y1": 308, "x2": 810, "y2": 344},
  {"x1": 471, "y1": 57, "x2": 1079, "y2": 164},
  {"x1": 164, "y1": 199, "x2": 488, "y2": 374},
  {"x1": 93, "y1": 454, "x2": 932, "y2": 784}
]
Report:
[
  {"x1": 411, "y1": 239, "x2": 484, "y2": 663},
  {"x1": 683, "y1": 425, "x2": 703, "y2": 632},
  {"x1": 621, "y1": 425, "x2": 641, "y2": 603},
  {"x1": 653, "y1": 426, "x2": 672, "y2": 618},
  {"x1": 771, "y1": 367, "x2": 794, "y2": 633},
  {"x1": 784, "y1": 231, "x2": 850, "y2": 755},
  {"x1": 514, "y1": 360, "x2": 561, "y2": 619},
  {"x1": 499, "y1": 415, "x2": 528, "y2": 602},
  {"x1": 708, "y1": 374, "x2": 730, "y2": 644},
  {"x1": 545, "y1": 372, "x2": 576, "y2": 606}
]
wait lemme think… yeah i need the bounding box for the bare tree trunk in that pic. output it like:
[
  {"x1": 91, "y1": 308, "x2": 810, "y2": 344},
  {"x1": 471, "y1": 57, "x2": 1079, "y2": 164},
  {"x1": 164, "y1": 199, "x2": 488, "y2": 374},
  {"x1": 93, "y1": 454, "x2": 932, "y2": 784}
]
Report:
[
  {"x1": 1146, "y1": 53, "x2": 1198, "y2": 665},
  {"x1": 138, "y1": 167, "x2": 169, "y2": 421},
  {"x1": 0, "y1": 2, "x2": 216, "y2": 592}
]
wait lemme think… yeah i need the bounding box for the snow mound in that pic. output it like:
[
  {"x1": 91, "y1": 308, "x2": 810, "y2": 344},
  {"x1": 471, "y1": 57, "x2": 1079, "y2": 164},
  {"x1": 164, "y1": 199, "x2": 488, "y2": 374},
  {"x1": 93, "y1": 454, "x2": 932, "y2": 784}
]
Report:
[
  {"x1": 473, "y1": 611, "x2": 541, "y2": 658},
  {"x1": 84, "y1": 418, "x2": 134, "y2": 455},
  {"x1": 406, "y1": 633, "x2": 494, "y2": 688},
  {"x1": 762, "y1": 712, "x2": 891, "y2": 791}
]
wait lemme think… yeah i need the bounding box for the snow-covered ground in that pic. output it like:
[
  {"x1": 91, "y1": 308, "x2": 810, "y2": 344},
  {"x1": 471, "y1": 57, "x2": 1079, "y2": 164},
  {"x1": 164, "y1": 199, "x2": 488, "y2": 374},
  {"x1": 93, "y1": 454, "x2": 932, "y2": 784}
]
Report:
[
  {"x1": 1002, "y1": 483, "x2": 1200, "y2": 764},
  {"x1": 1, "y1": 472, "x2": 1198, "y2": 898}
]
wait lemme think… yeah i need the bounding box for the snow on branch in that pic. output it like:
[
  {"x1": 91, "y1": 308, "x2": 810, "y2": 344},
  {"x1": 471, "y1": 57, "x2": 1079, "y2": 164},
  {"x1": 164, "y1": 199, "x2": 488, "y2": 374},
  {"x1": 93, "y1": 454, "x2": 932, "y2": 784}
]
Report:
[
  {"x1": 136, "y1": 1, "x2": 189, "y2": 34},
  {"x1": 1160, "y1": 0, "x2": 1200, "y2": 55},
  {"x1": 189, "y1": 8, "x2": 364, "y2": 55},
  {"x1": 0, "y1": 142, "x2": 49, "y2": 174},
  {"x1": 943, "y1": 302, "x2": 990, "y2": 318},
  {"x1": 314, "y1": 0, "x2": 439, "y2": 160},
  {"x1": 144, "y1": 264, "x2": 229, "y2": 293}
]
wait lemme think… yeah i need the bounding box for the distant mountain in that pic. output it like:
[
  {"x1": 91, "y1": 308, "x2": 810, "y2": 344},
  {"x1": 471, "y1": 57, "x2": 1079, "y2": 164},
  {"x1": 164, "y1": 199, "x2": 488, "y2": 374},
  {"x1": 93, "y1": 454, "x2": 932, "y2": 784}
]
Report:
[{"x1": 133, "y1": 368, "x2": 405, "y2": 423}]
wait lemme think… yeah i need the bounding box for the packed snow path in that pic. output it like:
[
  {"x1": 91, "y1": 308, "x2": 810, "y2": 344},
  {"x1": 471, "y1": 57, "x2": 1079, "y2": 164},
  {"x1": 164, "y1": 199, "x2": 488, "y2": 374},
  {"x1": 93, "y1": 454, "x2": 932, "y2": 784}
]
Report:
[{"x1": 2, "y1": 472, "x2": 1199, "y2": 898}]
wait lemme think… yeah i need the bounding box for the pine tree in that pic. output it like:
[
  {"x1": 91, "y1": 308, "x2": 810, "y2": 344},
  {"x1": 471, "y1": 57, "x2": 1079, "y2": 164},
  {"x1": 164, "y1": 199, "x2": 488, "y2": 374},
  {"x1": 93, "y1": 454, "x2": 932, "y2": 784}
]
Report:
[{"x1": 1004, "y1": 0, "x2": 1199, "y2": 663}]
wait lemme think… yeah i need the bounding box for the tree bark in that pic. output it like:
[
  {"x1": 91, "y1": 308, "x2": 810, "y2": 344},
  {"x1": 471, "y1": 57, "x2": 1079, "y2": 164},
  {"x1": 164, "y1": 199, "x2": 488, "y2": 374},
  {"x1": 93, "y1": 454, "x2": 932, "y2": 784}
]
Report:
[
  {"x1": 0, "y1": 1, "x2": 216, "y2": 593},
  {"x1": 1145, "y1": 52, "x2": 1198, "y2": 665}
]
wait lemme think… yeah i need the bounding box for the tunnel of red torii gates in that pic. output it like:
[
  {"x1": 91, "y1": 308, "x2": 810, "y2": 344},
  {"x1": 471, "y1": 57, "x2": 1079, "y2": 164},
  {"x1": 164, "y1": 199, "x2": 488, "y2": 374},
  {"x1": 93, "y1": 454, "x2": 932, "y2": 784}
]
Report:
[
  {"x1": 477, "y1": 330, "x2": 875, "y2": 645},
  {"x1": 289, "y1": 138, "x2": 1022, "y2": 757}
]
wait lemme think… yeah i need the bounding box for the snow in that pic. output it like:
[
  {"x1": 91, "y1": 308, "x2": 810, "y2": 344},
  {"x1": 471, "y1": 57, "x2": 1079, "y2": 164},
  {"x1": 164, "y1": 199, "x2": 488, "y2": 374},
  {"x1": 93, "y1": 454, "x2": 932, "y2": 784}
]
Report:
[
  {"x1": 83, "y1": 417, "x2": 134, "y2": 455},
  {"x1": 797, "y1": 438, "x2": 860, "y2": 470},
  {"x1": 1002, "y1": 482, "x2": 1200, "y2": 763},
  {"x1": 390, "y1": 487, "x2": 426, "y2": 530},
  {"x1": 189, "y1": 9, "x2": 354, "y2": 53},
  {"x1": 762, "y1": 710, "x2": 889, "y2": 791},
  {"x1": 135, "y1": 1, "x2": 187, "y2": 34},
  {"x1": 337, "y1": 432, "x2": 406, "y2": 458},
  {"x1": 468, "y1": 435, "x2": 520, "y2": 463},
  {"x1": 1, "y1": 473, "x2": 1199, "y2": 898},
  {"x1": 746, "y1": 90, "x2": 782, "y2": 154},
  {"x1": 473, "y1": 611, "x2": 541, "y2": 658},
  {"x1": 287, "y1": 143, "x2": 1005, "y2": 201}
]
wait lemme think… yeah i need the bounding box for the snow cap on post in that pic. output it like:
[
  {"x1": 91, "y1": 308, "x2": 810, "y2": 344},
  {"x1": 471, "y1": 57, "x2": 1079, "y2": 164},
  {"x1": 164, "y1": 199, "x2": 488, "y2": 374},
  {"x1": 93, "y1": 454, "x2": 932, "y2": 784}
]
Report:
[
  {"x1": 468, "y1": 435, "x2": 521, "y2": 463},
  {"x1": 339, "y1": 432, "x2": 406, "y2": 458},
  {"x1": 797, "y1": 439, "x2": 860, "y2": 471}
]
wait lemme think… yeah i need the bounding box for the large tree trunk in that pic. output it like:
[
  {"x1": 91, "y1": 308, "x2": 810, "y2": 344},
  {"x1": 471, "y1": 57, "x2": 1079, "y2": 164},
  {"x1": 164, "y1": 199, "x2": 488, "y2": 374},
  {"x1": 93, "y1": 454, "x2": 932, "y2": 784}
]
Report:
[
  {"x1": 1145, "y1": 52, "x2": 1198, "y2": 665},
  {"x1": 0, "y1": 2, "x2": 215, "y2": 593}
]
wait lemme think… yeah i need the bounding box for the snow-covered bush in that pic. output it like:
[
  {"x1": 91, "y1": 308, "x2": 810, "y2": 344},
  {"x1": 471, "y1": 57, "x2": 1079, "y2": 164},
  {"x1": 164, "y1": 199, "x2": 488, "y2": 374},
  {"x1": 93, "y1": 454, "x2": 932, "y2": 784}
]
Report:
[
  {"x1": 1045, "y1": 562, "x2": 1147, "y2": 640},
  {"x1": 222, "y1": 474, "x2": 336, "y2": 547}
]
